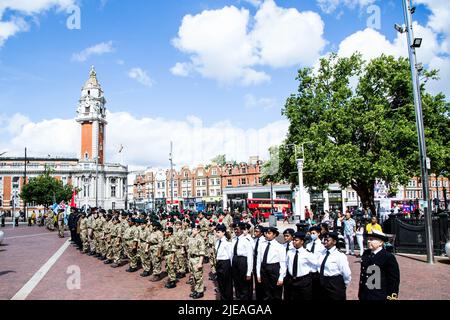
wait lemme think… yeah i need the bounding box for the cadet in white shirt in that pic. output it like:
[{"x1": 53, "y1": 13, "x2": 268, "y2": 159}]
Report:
[
  {"x1": 243, "y1": 223, "x2": 255, "y2": 250},
  {"x1": 285, "y1": 232, "x2": 319, "y2": 300},
  {"x1": 252, "y1": 225, "x2": 266, "y2": 300},
  {"x1": 215, "y1": 224, "x2": 233, "y2": 300},
  {"x1": 231, "y1": 222, "x2": 254, "y2": 300},
  {"x1": 282, "y1": 228, "x2": 295, "y2": 300},
  {"x1": 318, "y1": 232, "x2": 351, "y2": 300},
  {"x1": 256, "y1": 226, "x2": 286, "y2": 300},
  {"x1": 306, "y1": 225, "x2": 326, "y2": 300}
]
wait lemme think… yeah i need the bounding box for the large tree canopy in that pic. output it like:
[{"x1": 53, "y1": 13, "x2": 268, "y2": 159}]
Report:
[
  {"x1": 20, "y1": 169, "x2": 74, "y2": 208},
  {"x1": 276, "y1": 53, "x2": 449, "y2": 215}
]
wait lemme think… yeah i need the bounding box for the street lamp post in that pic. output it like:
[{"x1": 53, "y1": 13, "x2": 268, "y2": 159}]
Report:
[
  {"x1": 169, "y1": 141, "x2": 174, "y2": 212},
  {"x1": 397, "y1": 0, "x2": 434, "y2": 263},
  {"x1": 296, "y1": 158, "x2": 304, "y2": 223}
]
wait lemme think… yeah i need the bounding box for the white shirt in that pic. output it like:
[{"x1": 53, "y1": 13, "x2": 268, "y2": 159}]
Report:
[
  {"x1": 306, "y1": 238, "x2": 326, "y2": 272},
  {"x1": 245, "y1": 234, "x2": 255, "y2": 249},
  {"x1": 231, "y1": 235, "x2": 254, "y2": 277},
  {"x1": 286, "y1": 247, "x2": 318, "y2": 278},
  {"x1": 372, "y1": 246, "x2": 383, "y2": 256},
  {"x1": 256, "y1": 239, "x2": 287, "y2": 281},
  {"x1": 318, "y1": 246, "x2": 351, "y2": 286},
  {"x1": 215, "y1": 237, "x2": 233, "y2": 261}
]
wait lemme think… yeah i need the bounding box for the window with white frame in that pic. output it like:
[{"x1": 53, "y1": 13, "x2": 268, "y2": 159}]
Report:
[{"x1": 111, "y1": 186, "x2": 116, "y2": 198}]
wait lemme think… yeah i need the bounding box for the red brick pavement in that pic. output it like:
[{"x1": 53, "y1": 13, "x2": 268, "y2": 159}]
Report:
[{"x1": 1, "y1": 225, "x2": 449, "y2": 300}]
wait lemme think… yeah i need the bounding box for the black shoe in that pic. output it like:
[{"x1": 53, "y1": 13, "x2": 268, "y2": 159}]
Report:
[
  {"x1": 203, "y1": 257, "x2": 209, "y2": 264},
  {"x1": 100, "y1": 256, "x2": 107, "y2": 261},
  {"x1": 192, "y1": 292, "x2": 204, "y2": 299},
  {"x1": 176, "y1": 272, "x2": 186, "y2": 279},
  {"x1": 140, "y1": 271, "x2": 150, "y2": 277},
  {"x1": 111, "y1": 263, "x2": 120, "y2": 268},
  {"x1": 88, "y1": 252, "x2": 95, "y2": 256},
  {"x1": 165, "y1": 281, "x2": 177, "y2": 289},
  {"x1": 151, "y1": 274, "x2": 162, "y2": 282},
  {"x1": 189, "y1": 291, "x2": 196, "y2": 298},
  {"x1": 104, "y1": 259, "x2": 112, "y2": 264},
  {"x1": 126, "y1": 267, "x2": 137, "y2": 272}
]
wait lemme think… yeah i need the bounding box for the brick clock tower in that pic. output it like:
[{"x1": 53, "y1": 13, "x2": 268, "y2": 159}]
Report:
[{"x1": 76, "y1": 66, "x2": 107, "y2": 164}]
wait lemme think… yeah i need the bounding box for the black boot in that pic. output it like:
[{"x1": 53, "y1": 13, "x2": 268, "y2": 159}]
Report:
[
  {"x1": 103, "y1": 259, "x2": 112, "y2": 264},
  {"x1": 192, "y1": 292, "x2": 204, "y2": 299},
  {"x1": 140, "y1": 271, "x2": 150, "y2": 277},
  {"x1": 165, "y1": 281, "x2": 177, "y2": 289},
  {"x1": 126, "y1": 267, "x2": 137, "y2": 272}
]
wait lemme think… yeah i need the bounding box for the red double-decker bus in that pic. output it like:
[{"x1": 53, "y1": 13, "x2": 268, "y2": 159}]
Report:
[{"x1": 247, "y1": 198, "x2": 292, "y2": 219}]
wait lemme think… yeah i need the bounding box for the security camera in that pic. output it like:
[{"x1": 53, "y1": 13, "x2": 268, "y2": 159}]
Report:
[
  {"x1": 416, "y1": 63, "x2": 424, "y2": 72},
  {"x1": 394, "y1": 23, "x2": 406, "y2": 33}
]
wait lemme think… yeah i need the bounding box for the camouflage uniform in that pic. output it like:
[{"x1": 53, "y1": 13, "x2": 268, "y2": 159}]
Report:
[
  {"x1": 173, "y1": 226, "x2": 187, "y2": 275},
  {"x1": 188, "y1": 232, "x2": 206, "y2": 294},
  {"x1": 148, "y1": 228, "x2": 164, "y2": 276},
  {"x1": 207, "y1": 229, "x2": 217, "y2": 274},
  {"x1": 138, "y1": 225, "x2": 152, "y2": 274},
  {"x1": 123, "y1": 222, "x2": 139, "y2": 269},
  {"x1": 199, "y1": 217, "x2": 209, "y2": 239},
  {"x1": 87, "y1": 215, "x2": 95, "y2": 253},
  {"x1": 80, "y1": 216, "x2": 89, "y2": 252},
  {"x1": 106, "y1": 221, "x2": 119, "y2": 261},
  {"x1": 162, "y1": 233, "x2": 177, "y2": 283},
  {"x1": 112, "y1": 220, "x2": 125, "y2": 265},
  {"x1": 102, "y1": 219, "x2": 113, "y2": 259},
  {"x1": 57, "y1": 211, "x2": 65, "y2": 237},
  {"x1": 96, "y1": 216, "x2": 106, "y2": 256}
]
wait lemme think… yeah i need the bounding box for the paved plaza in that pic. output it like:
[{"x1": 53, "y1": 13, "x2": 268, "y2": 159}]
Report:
[{"x1": 1, "y1": 223, "x2": 449, "y2": 300}]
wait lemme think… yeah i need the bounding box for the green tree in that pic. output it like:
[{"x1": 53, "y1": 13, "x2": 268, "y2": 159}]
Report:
[
  {"x1": 278, "y1": 53, "x2": 449, "y2": 215},
  {"x1": 211, "y1": 154, "x2": 226, "y2": 166},
  {"x1": 20, "y1": 168, "x2": 74, "y2": 208}
]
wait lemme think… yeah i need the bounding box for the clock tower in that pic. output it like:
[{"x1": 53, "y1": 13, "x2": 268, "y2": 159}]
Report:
[{"x1": 76, "y1": 66, "x2": 107, "y2": 164}]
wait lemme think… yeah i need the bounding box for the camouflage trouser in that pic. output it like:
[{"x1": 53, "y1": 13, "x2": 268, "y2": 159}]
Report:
[
  {"x1": 58, "y1": 222, "x2": 64, "y2": 237},
  {"x1": 138, "y1": 245, "x2": 152, "y2": 272},
  {"x1": 207, "y1": 245, "x2": 217, "y2": 274},
  {"x1": 164, "y1": 253, "x2": 176, "y2": 282},
  {"x1": 150, "y1": 246, "x2": 162, "y2": 275},
  {"x1": 189, "y1": 256, "x2": 204, "y2": 293},
  {"x1": 100, "y1": 237, "x2": 108, "y2": 257},
  {"x1": 106, "y1": 239, "x2": 114, "y2": 260},
  {"x1": 113, "y1": 239, "x2": 123, "y2": 264},
  {"x1": 97, "y1": 234, "x2": 104, "y2": 255},
  {"x1": 81, "y1": 231, "x2": 89, "y2": 252},
  {"x1": 126, "y1": 242, "x2": 138, "y2": 268},
  {"x1": 93, "y1": 231, "x2": 101, "y2": 253},
  {"x1": 175, "y1": 247, "x2": 187, "y2": 274},
  {"x1": 47, "y1": 219, "x2": 55, "y2": 230}
]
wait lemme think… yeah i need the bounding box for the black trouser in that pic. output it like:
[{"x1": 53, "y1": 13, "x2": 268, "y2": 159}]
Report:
[
  {"x1": 319, "y1": 275, "x2": 346, "y2": 300},
  {"x1": 260, "y1": 263, "x2": 282, "y2": 300},
  {"x1": 253, "y1": 265, "x2": 264, "y2": 300},
  {"x1": 285, "y1": 273, "x2": 313, "y2": 300},
  {"x1": 217, "y1": 260, "x2": 233, "y2": 300},
  {"x1": 311, "y1": 271, "x2": 321, "y2": 300},
  {"x1": 232, "y1": 256, "x2": 251, "y2": 300}
]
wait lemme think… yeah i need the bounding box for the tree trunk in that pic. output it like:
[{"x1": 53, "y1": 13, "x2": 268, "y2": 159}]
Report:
[{"x1": 351, "y1": 180, "x2": 377, "y2": 217}]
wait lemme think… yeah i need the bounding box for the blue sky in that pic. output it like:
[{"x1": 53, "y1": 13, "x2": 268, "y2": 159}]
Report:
[{"x1": 0, "y1": 0, "x2": 448, "y2": 168}]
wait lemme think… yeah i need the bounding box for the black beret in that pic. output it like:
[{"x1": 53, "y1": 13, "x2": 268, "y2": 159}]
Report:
[
  {"x1": 166, "y1": 227, "x2": 174, "y2": 234},
  {"x1": 293, "y1": 232, "x2": 306, "y2": 240},
  {"x1": 254, "y1": 225, "x2": 263, "y2": 231},
  {"x1": 324, "y1": 232, "x2": 339, "y2": 241},
  {"x1": 215, "y1": 224, "x2": 226, "y2": 232},
  {"x1": 236, "y1": 222, "x2": 247, "y2": 230},
  {"x1": 283, "y1": 228, "x2": 295, "y2": 236},
  {"x1": 265, "y1": 226, "x2": 279, "y2": 235},
  {"x1": 309, "y1": 225, "x2": 321, "y2": 233}
]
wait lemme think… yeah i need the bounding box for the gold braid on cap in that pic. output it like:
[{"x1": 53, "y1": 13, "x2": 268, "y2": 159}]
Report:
[{"x1": 387, "y1": 293, "x2": 398, "y2": 300}]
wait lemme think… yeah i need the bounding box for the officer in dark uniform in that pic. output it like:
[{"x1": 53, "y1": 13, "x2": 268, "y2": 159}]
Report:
[{"x1": 358, "y1": 230, "x2": 400, "y2": 300}]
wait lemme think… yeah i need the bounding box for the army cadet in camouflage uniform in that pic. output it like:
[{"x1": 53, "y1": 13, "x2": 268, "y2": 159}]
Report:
[
  {"x1": 46, "y1": 210, "x2": 55, "y2": 231},
  {"x1": 188, "y1": 223, "x2": 206, "y2": 299},
  {"x1": 138, "y1": 219, "x2": 152, "y2": 277},
  {"x1": 173, "y1": 220, "x2": 187, "y2": 279},
  {"x1": 162, "y1": 227, "x2": 177, "y2": 289},
  {"x1": 104, "y1": 217, "x2": 119, "y2": 264},
  {"x1": 99, "y1": 213, "x2": 112, "y2": 260},
  {"x1": 148, "y1": 221, "x2": 164, "y2": 281},
  {"x1": 207, "y1": 222, "x2": 218, "y2": 280},
  {"x1": 80, "y1": 212, "x2": 89, "y2": 253},
  {"x1": 123, "y1": 218, "x2": 139, "y2": 272},
  {"x1": 111, "y1": 211, "x2": 128, "y2": 268},
  {"x1": 57, "y1": 209, "x2": 65, "y2": 238},
  {"x1": 87, "y1": 210, "x2": 96, "y2": 255},
  {"x1": 95, "y1": 210, "x2": 107, "y2": 258}
]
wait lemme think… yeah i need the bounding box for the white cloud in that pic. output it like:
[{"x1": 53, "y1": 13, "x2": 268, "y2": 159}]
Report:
[
  {"x1": 127, "y1": 68, "x2": 154, "y2": 87},
  {"x1": 0, "y1": 0, "x2": 76, "y2": 47},
  {"x1": 336, "y1": 24, "x2": 449, "y2": 96},
  {"x1": 71, "y1": 41, "x2": 115, "y2": 62},
  {"x1": 316, "y1": 0, "x2": 376, "y2": 14},
  {"x1": 171, "y1": 0, "x2": 326, "y2": 86},
  {"x1": 170, "y1": 62, "x2": 191, "y2": 77},
  {"x1": 244, "y1": 94, "x2": 276, "y2": 110},
  {"x1": 0, "y1": 112, "x2": 288, "y2": 168},
  {"x1": 416, "y1": 0, "x2": 450, "y2": 52}
]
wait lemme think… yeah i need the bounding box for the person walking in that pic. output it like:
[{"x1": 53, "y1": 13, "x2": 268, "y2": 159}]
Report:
[
  {"x1": 358, "y1": 230, "x2": 400, "y2": 300},
  {"x1": 306, "y1": 225, "x2": 326, "y2": 300},
  {"x1": 343, "y1": 212, "x2": 356, "y2": 255}
]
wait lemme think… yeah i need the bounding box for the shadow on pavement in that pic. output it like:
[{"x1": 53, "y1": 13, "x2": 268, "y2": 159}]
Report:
[{"x1": 0, "y1": 270, "x2": 16, "y2": 276}]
